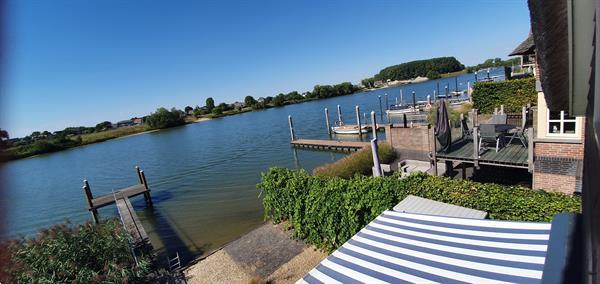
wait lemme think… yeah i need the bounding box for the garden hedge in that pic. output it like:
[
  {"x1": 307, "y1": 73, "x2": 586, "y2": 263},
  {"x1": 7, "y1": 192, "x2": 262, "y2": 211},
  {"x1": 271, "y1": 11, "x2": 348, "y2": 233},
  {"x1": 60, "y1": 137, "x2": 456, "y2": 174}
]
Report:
[
  {"x1": 257, "y1": 167, "x2": 581, "y2": 251},
  {"x1": 472, "y1": 77, "x2": 537, "y2": 113}
]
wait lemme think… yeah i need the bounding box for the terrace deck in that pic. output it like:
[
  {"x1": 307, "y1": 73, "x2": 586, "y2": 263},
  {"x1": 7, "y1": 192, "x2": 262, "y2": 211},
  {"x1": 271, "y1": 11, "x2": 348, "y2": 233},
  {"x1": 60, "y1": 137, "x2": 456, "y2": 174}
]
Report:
[{"x1": 436, "y1": 139, "x2": 529, "y2": 169}]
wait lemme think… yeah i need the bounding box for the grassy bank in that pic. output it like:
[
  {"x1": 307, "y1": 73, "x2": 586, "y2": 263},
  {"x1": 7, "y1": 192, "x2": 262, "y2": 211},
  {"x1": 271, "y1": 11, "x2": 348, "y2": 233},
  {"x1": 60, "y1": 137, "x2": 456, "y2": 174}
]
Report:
[{"x1": 440, "y1": 69, "x2": 468, "y2": 78}]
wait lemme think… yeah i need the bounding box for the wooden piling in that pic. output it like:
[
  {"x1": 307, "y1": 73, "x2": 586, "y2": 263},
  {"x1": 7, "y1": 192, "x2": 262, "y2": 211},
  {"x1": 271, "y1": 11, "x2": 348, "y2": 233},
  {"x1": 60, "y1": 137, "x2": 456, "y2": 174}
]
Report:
[
  {"x1": 385, "y1": 94, "x2": 389, "y2": 111},
  {"x1": 371, "y1": 111, "x2": 377, "y2": 139},
  {"x1": 337, "y1": 105, "x2": 342, "y2": 123},
  {"x1": 288, "y1": 115, "x2": 295, "y2": 141},
  {"x1": 371, "y1": 138, "x2": 382, "y2": 177},
  {"x1": 427, "y1": 95, "x2": 431, "y2": 105},
  {"x1": 412, "y1": 91, "x2": 416, "y2": 108},
  {"x1": 460, "y1": 113, "x2": 464, "y2": 137},
  {"x1": 472, "y1": 108, "x2": 479, "y2": 127},
  {"x1": 494, "y1": 107, "x2": 498, "y2": 115},
  {"x1": 473, "y1": 126, "x2": 480, "y2": 168},
  {"x1": 500, "y1": 105, "x2": 504, "y2": 115},
  {"x1": 325, "y1": 108, "x2": 331, "y2": 135},
  {"x1": 403, "y1": 114, "x2": 407, "y2": 128},
  {"x1": 140, "y1": 170, "x2": 153, "y2": 206},
  {"x1": 521, "y1": 106, "x2": 527, "y2": 129},
  {"x1": 430, "y1": 125, "x2": 438, "y2": 176},
  {"x1": 527, "y1": 128, "x2": 534, "y2": 173},
  {"x1": 378, "y1": 96, "x2": 383, "y2": 121},
  {"x1": 355, "y1": 106, "x2": 362, "y2": 137},
  {"x1": 83, "y1": 180, "x2": 99, "y2": 223}
]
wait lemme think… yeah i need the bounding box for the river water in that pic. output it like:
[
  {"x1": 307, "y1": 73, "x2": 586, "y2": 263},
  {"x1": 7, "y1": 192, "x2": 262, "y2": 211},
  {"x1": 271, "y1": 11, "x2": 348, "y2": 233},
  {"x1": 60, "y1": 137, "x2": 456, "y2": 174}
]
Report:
[{"x1": 1, "y1": 68, "x2": 503, "y2": 263}]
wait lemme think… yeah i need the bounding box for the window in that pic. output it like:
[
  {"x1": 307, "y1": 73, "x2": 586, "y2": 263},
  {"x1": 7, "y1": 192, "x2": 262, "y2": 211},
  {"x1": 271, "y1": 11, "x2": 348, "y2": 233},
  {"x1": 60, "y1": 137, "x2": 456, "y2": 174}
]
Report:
[{"x1": 547, "y1": 110, "x2": 577, "y2": 136}]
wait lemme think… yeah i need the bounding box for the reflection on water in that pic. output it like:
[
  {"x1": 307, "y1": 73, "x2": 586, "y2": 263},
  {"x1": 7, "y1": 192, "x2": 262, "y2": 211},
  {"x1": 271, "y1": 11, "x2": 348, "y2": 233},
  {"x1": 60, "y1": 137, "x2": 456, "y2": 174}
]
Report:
[{"x1": 1, "y1": 68, "x2": 504, "y2": 264}]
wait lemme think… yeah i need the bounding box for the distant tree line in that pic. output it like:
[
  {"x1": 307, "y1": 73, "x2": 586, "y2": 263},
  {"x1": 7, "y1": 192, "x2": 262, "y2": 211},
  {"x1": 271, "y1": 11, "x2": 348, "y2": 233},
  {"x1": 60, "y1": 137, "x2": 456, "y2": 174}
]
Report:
[
  {"x1": 465, "y1": 57, "x2": 520, "y2": 73},
  {"x1": 361, "y1": 57, "x2": 465, "y2": 87}
]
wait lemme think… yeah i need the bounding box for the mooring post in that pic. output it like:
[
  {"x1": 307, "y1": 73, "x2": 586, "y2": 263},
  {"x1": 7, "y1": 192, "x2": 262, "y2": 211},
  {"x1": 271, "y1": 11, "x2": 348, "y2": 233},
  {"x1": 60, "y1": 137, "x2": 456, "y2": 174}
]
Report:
[
  {"x1": 500, "y1": 105, "x2": 504, "y2": 115},
  {"x1": 445, "y1": 85, "x2": 449, "y2": 98},
  {"x1": 487, "y1": 69, "x2": 490, "y2": 80},
  {"x1": 140, "y1": 170, "x2": 153, "y2": 206},
  {"x1": 136, "y1": 166, "x2": 143, "y2": 184},
  {"x1": 430, "y1": 124, "x2": 438, "y2": 176},
  {"x1": 378, "y1": 96, "x2": 383, "y2": 121},
  {"x1": 527, "y1": 128, "x2": 534, "y2": 173},
  {"x1": 395, "y1": 96, "x2": 398, "y2": 107},
  {"x1": 371, "y1": 111, "x2": 377, "y2": 139},
  {"x1": 337, "y1": 105, "x2": 342, "y2": 123},
  {"x1": 363, "y1": 112, "x2": 367, "y2": 125},
  {"x1": 473, "y1": 126, "x2": 480, "y2": 168},
  {"x1": 83, "y1": 180, "x2": 98, "y2": 224},
  {"x1": 460, "y1": 113, "x2": 464, "y2": 137},
  {"x1": 455, "y1": 76, "x2": 459, "y2": 92},
  {"x1": 371, "y1": 138, "x2": 382, "y2": 177},
  {"x1": 325, "y1": 108, "x2": 331, "y2": 135},
  {"x1": 288, "y1": 115, "x2": 295, "y2": 141},
  {"x1": 522, "y1": 106, "x2": 527, "y2": 129},
  {"x1": 385, "y1": 94, "x2": 389, "y2": 111},
  {"x1": 433, "y1": 90, "x2": 437, "y2": 102},
  {"x1": 472, "y1": 108, "x2": 479, "y2": 127},
  {"x1": 475, "y1": 71, "x2": 478, "y2": 82},
  {"x1": 403, "y1": 113, "x2": 407, "y2": 128},
  {"x1": 355, "y1": 105, "x2": 362, "y2": 137},
  {"x1": 427, "y1": 95, "x2": 431, "y2": 105},
  {"x1": 494, "y1": 107, "x2": 498, "y2": 115},
  {"x1": 412, "y1": 91, "x2": 416, "y2": 108}
]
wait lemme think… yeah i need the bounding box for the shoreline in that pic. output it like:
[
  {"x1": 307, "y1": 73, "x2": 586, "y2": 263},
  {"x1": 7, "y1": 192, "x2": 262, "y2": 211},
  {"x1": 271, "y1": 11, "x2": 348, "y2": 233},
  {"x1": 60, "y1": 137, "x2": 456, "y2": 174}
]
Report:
[{"x1": 4, "y1": 117, "x2": 213, "y2": 162}]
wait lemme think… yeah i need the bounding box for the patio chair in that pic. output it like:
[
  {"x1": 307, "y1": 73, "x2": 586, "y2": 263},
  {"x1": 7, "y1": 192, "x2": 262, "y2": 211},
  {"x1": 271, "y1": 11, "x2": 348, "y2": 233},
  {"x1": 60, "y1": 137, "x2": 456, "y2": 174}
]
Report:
[
  {"x1": 299, "y1": 208, "x2": 554, "y2": 283},
  {"x1": 479, "y1": 124, "x2": 504, "y2": 152},
  {"x1": 461, "y1": 116, "x2": 472, "y2": 141}
]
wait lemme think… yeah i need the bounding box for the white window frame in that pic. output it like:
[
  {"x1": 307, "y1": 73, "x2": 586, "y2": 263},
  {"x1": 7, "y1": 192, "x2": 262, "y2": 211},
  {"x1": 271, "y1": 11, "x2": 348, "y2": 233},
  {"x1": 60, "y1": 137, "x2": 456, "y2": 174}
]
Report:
[{"x1": 546, "y1": 110, "x2": 579, "y2": 137}]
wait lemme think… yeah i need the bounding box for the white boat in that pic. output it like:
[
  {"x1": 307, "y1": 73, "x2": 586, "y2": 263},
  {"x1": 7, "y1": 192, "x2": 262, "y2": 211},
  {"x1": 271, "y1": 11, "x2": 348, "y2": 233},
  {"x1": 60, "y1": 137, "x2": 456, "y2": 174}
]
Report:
[
  {"x1": 331, "y1": 125, "x2": 371, "y2": 134},
  {"x1": 386, "y1": 106, "x2": 420, "y2": 116}
]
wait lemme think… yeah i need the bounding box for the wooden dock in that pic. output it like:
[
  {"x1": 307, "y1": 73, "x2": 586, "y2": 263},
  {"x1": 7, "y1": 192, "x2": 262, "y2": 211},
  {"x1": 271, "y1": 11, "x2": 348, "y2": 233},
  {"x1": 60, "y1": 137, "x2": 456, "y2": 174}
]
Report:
[
  {"x1": 291, "y1": 139, "x2": 370, "y2": 152},
  {"x1": 83, "y1": 166, "x2": 153, "y2": 247},
  {"x1": 116, "y1": 197, "x2": 149, "y2": 245}
]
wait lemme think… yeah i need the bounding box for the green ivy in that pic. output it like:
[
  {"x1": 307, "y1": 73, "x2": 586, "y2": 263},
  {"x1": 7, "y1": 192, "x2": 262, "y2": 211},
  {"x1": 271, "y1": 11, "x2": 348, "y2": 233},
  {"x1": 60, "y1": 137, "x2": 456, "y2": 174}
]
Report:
[
  {"x1": 472, "y1": 77, "x2": 537, "y2": 113},
  {"x1": 257, "y1": 168, "x2": 581, "y2": 252}
]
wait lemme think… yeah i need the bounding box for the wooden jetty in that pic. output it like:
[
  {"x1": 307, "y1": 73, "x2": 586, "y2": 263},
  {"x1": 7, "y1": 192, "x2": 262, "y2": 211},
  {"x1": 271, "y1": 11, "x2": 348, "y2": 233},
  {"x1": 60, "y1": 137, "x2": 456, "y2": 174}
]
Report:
[
  {"x1": 83, "y1": 166, "x2": 153, "y2": 247},
  {"x1": 291, "y1": 139, "x2": 369, "y2": 152}
]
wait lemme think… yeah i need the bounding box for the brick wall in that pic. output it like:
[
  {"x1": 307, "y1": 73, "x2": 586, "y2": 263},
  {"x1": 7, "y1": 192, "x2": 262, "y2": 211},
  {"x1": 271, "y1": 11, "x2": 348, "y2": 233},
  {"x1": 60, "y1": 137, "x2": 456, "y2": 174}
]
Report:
[
  {"x1": 533, "y1": 142, "x2": 584, "y2": 194},
  {"x1": 385, "y1": 125, "x2": 432, "y2": 161}
]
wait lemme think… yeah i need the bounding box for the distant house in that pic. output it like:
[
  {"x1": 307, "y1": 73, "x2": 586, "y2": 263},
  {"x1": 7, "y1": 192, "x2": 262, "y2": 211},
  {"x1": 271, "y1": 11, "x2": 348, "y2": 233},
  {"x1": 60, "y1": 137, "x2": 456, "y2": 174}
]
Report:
[
  {"x1": 116, "y1": 120, "x2": 134, "y2": 128},
  {"x1": 131, "y1": 117, "x2": 143, "y2": 125},
  {"x1": 257, "y1": 97, "x2": 265, "y2": 103},
  {"x1": 508, "y1": 33, "x2": 536, "y2": 77},
  {"x1": 232, "y1": 101, "x2": 244, "y2": 109}
]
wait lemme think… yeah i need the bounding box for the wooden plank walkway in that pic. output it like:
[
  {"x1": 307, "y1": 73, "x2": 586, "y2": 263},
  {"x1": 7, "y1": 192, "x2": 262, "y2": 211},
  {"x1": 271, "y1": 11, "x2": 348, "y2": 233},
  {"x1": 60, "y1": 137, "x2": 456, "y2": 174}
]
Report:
[
  {"x1": 90, "y1": 184, "x2": 148, "y2": 210},
  {"x1": 436, "y1": 141, "x2": 529, "y2": 168},
  {"x1": 116, "y1": 197, "x2": 149, "y2": 245},
  {"x1": 291, "y1": 139, "x2": 370, "y2": 152}
]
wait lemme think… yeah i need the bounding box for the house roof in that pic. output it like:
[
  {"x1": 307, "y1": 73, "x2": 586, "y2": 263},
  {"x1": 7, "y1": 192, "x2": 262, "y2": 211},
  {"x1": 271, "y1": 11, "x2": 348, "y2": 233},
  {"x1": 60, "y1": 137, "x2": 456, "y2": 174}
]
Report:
[
  {"x1": 509, "y1": 32, "x2": 535, "y2": 56},
  {"x1": 528, "y1": 0, "x2": 569, "y2": 111}
]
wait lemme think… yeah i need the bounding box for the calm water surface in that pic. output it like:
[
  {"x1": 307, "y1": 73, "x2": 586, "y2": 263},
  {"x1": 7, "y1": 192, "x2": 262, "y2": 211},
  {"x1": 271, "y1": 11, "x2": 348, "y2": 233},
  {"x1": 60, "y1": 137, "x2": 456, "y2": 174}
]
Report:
[{"x1": 2, "y1": 68, "x2": 503, "y2": 263}]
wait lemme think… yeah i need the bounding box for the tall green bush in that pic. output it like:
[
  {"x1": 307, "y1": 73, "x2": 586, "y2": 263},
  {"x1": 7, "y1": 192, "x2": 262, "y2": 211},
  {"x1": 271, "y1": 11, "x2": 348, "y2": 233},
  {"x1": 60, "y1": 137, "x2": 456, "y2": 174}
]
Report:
[
  {"x1": 145, "y1": 107, "x2": 185, "y2": 129},
  {"x1": 472, "y1": 77, "x2": 536, "y2": 113},
  {"x1": 1, "y1": 220, "x2": 152, "y2": 283},
  {"x1": 257, "y1": 168, "x2": 581, "y2": 251}
]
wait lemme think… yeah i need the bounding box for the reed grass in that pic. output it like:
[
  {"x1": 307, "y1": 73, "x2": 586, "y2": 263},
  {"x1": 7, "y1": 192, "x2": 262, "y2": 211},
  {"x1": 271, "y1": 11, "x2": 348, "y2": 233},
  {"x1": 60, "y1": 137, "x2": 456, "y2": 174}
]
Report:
[{"x1": 313, "y1": 143, "x2": 396, "y2": 178}]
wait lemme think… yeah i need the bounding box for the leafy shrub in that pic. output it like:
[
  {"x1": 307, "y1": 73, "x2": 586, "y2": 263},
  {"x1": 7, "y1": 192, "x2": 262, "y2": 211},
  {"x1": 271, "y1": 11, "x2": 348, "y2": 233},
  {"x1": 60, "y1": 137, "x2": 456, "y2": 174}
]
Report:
[
  {"x1": 1, "y1": 220, "x2": 152, "y2": 283},
  {"x1": 313, "y1": 143, "x2": 396, "y2": 178},
  {"x1": 472, "y1": 77, "x2": 536, "y2": 113},
  {"x1": 145, "y1": 107, "x2": 185, "y2": 129},
  {"x1": 258, "y1": 168, "x2": 581, "y2": 251},
  {"x1": 374, "y1": 57, "x2": 464, "y2": 81}
]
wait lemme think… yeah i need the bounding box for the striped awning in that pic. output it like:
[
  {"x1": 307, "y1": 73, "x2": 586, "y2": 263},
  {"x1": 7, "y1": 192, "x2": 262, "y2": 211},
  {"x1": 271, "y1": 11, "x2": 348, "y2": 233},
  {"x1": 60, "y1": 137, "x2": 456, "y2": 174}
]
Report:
[{"x1": 299, "y1": 210, "x2": 551, "y2": 284}]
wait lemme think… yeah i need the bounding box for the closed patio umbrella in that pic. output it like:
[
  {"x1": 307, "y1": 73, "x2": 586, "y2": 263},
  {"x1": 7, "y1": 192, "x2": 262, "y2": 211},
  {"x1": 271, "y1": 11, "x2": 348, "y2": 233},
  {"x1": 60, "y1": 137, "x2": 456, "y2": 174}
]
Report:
[{"x1": 435, "y1": 100, "x2": 452, "y2": 153}]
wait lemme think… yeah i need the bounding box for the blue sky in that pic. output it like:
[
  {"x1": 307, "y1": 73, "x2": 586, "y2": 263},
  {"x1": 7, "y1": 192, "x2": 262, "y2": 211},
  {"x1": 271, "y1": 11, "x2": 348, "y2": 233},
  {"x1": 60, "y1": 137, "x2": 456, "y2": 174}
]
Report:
[{"x1": 4, "y1": 0, "x2": 531, "y2": 137}]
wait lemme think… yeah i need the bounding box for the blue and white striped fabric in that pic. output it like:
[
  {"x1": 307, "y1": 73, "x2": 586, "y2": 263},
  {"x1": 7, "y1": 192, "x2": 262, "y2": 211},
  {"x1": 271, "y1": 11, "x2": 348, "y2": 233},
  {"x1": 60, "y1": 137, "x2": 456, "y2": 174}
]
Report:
[{"x1": 299, "y1": 210, "x2": 551, "y2": 284}]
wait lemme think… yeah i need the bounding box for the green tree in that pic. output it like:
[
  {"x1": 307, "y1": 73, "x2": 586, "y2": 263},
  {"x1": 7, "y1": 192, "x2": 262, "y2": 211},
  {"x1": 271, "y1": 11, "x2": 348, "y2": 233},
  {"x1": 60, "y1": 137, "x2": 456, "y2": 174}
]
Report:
[
  {"x1": 272, "y1": 94, "x2": 285, "y2": 106},
  {"x1": 145, "y1": 107, "x2": 185, "y2": 129},
  {"x1": 95, "y1": 121, "x2": 113, "y2": 132},
  {"x1": 205, "y1": 97, "x2": 215, "y2": 111},
  {"x1": 0, "y1": 129, "x2": 9, "y2": 148},
  {"x1": 426, "y1": 70, "x2": 441, "y2": 79},
  {"x1": 244, "y1": 95, "x2": 257, "y2": 107}
]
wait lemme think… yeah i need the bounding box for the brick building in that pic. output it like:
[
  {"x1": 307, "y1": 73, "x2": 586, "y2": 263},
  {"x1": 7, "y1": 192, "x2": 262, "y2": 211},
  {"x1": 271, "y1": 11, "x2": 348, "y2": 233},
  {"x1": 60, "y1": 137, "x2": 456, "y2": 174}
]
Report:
[{"x1": 511, "y1": 34, "x2": 585, "y2": 194}]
